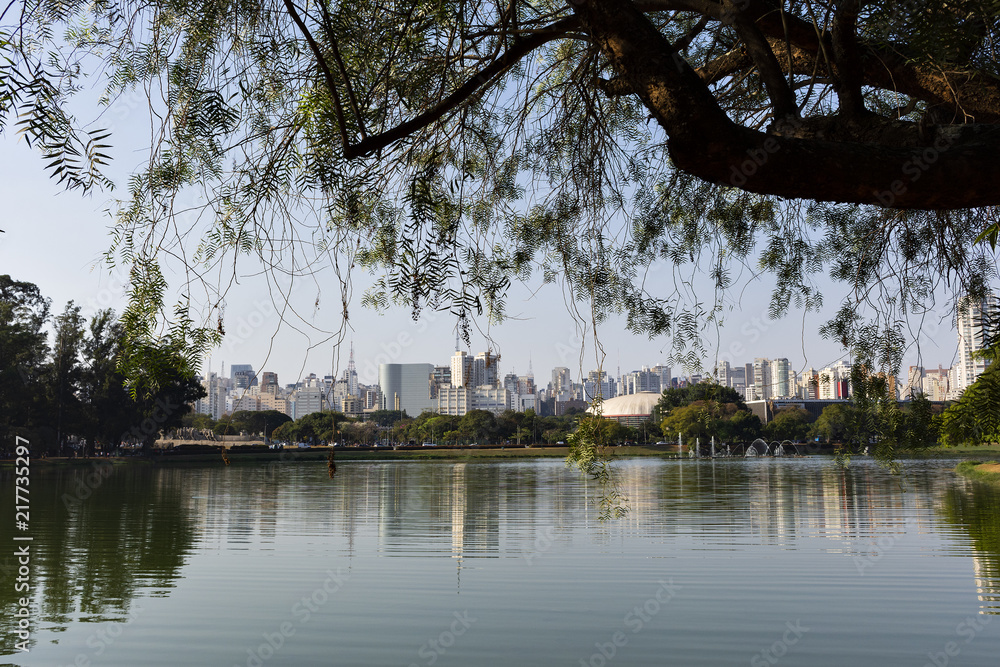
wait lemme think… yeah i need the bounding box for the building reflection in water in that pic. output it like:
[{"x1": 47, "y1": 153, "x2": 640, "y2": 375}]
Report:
[
  {"x1": 5, "y1": 456, "x2": 1000, "y2": 655},
  {"x1": 940, "y1": 479, "x2": 1000, "y2": 615}
]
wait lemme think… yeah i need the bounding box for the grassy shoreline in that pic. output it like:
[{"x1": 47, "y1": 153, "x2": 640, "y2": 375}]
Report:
[
  {"x1": 955, "y1": 460, "x2": 1000, "y2": 486},
  {"x1": 7, "y1": 441, "x2": 1000, "y2": 467}
]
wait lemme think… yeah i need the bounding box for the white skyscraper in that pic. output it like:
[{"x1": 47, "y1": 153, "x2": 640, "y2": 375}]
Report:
[
  {"x1": 955, "y1": 292, "x2": 1000, "y2": 395},
  {"x1": 451, "y1": 351, "x2": 473, "y2": 387}
]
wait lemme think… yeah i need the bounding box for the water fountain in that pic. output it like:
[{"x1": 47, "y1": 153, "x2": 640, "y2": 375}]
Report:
[{"x1": 746, "y1": 438, "x2": 770, "y2": 457}]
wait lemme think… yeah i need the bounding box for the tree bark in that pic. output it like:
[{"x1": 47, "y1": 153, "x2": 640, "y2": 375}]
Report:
[{"x1": 572, "y1": 0, "x2": 1000, "y2": 209}]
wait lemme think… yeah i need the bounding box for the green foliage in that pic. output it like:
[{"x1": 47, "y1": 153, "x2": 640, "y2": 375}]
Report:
[
  {"x1": 565, "y1": 412, "x2": 628, "y2": 520},
  {"x1": 0, "y1": 275, "x2": 51, "y2": 444},
  {"x1": 763, "y1": 407, "x2": 815, "y2": 442},
  {"x1": 0, "y1": 277, "x2": 205, "y2": 453},
  {"x1": 47, "y1": 301, "x2": 87, "y2": 450},
  {"x1": 810, "y1": 404, "x2": 855, "y2": 444},
  {"x1": 659, "y1": 398, "x2": 760, "y2": 443},
  {"x1": 940, "y1": 362, "x2": 1000, "y2": 446},
  {"x1": 214, "y1": 410, "x2": 292, "y2": 437},
  {"x1": 4, "y1": 0, "x2": 996, "y2": 399},
  {"x1": 655, "y1": 384, "x2": 748, "y2": 418}
]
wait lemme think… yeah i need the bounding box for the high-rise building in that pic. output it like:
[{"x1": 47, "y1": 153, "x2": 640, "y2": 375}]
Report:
[
  {"x1": 955, "y1": 292, "x2": 1000, "y2": 395},
  {"x1": 753, "y1": 358, "x2": 773, "y2": 400},
  {"x1": 197, "y1": 372, "x2": 228, "y2": 419},
  {"x1": 651, "y1": 365, "x2": 671, "y2": 391},
  {"x1": 800, "y1": 368, "x2": 819, "y2": 399},
  {"x1": 552, "y1": 367, "x2": 571, "y2": 394},
  {"x1": 473, "y1": 351, "x2": 499, "y2": 387},
  {"x1": 436, "y1": 385, "x2": 511, "y2": 416},
  {"x1": 715, "y1": 361, "x2": 732, "y2": 386},
  {"x1": 923, "y1": 366, "x2": 950, "y2": 401},
  {"x1": 451, "y1": 351, "x2": 473, "y2": 387},
  {"x1": 379, "y1": 363, "x2": 435, "y2": 416},
  {"x1": 503, "y1": 372, "x2": 519, "y2": 395},
  {"x1": 905, "y1": 366, "x2": 925, "y2": 399},
  {"x1": 622, "y1": 367, "x2": 661, "y2": 395},
  {"x1": 290, "y1": 386, "x2": 324, "y2": 418},
  {"x1": 344, "y1": 343, "x2": 359, "y2": 397},
  {"x1": 433, "y1": 365, "x2": 452, "y2": 389},
  {"x1": 260, "y1": 371, "x2": 279, "y2": 394},
  {"x1": 770, "y1": 358, "x2": 791, "y2": 397},
  {"x1": 584, "y1": 370, "x2": 616, "y2": 401},
  {"x1": 231, "y1": 364, "x2": 257, "y2": 389},
  {"x1": 729, "y1": 366, "x2": 746, "y2": 390}
]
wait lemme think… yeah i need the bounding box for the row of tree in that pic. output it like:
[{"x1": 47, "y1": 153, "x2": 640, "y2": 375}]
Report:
[
  {"x1": 1, "y1": 276, "x2": 204, "y2": 455},
  {"x1": 214, "y1": 406, "x2": 591, "y2": 447},
  {"x1": 652, "y1": 383, "x2": 944, "y2": 455}
]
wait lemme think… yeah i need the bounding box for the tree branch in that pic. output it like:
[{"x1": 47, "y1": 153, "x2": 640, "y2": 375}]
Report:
[
  {"x1": 722, "y1": 0, "x2": 799, "y2": 121},
  {"x1": 341, "y1": 17, "x2": 579, "y2": 159},
  {"x1": 282, "y1": 0, "x2": 351, "y2": 149},
  {"x1": 830, "y1": 0, "x2": 866, "y2": 117},
  {"x1": 571, "y1": 0, "x2": 1000, "y2": 209}
]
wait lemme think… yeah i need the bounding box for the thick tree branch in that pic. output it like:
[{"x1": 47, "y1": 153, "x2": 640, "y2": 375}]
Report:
[
  {"x1": 572, "y1": 0, "x2": 1000, "y2": 209},
  {"x1": 830, "y1": 0, "x2": 866, "y2": 117},
  {"x1": 722, "y1": 0, "x2": 799, "y2": 121},
  {"x1": 634, "y1": 0, "x2": 1000, "y2": 123},
  {"x1": 342, "y1": 17, "x2": 579, "y2": 159}
]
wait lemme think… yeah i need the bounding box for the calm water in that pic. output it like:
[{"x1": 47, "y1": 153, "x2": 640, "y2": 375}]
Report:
[{"x1": 2, "y1": 457, "x2": 1000, "y2": 666}]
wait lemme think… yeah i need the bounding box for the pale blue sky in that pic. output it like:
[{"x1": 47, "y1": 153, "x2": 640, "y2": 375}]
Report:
[{"x1": 0, "y1": 127, "x2": 964, "y2": 389}]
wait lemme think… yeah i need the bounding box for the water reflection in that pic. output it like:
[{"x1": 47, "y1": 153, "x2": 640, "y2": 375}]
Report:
[
  {"x1": 0, "y1": 465, "x2": 195, "y2": 652},
  {"x1": 4, "y1": 458, "x2": 1000, "y2": 663},
  {"x1": 939, "y1": 477, "x2": 1000, "y2": 614}
]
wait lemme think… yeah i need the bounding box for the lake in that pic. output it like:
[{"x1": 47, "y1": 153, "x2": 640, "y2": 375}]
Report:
[{"x1": 2, "y1": 457, "x2": 999, "y2": 666}]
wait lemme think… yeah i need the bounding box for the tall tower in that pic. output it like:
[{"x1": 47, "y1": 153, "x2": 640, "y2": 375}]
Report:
[{"x1": 347, "y1": 341, "x2": 359, "y2": 397}]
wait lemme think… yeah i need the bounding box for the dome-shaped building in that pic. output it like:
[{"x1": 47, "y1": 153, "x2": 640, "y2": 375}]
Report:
[{"x1": 587, "y1": 391, "x2": 661, "y2": 427}]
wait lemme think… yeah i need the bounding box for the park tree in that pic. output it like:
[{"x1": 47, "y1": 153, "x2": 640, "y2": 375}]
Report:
[
  {"x1": 655, "y1": 384, "x2": 748, "y2": 417},
  {"x1": 763, "y1": 406, "x2": 815, "y2": 442},
  {"x1": 216, "y1": 409, "x2": 292, "y2": 437},
  {"x1": 5, "y1": 1, "x2": 1000, "y2": 462},
  {"x1": 78, "y1": 309, "x2": 135, "y2": 454},
  {"x1": 939, "y1": 313, "x2": 1000, "y2": 446},
  {"x1": 47, "y1": 302, "x2": 87, "y2": 453},
  {"x1": 719, "y1": 409, "x2": 763, "y2": 443},
  {"x1": 810, "y1": 403, "x2": 855, "y2": 443},
  {"x1": 0, "y1": 275, "x2": 50, "y2": 449},
  {"x1": 459, "y1": 410, "x2": 499, "y2": 444}
]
